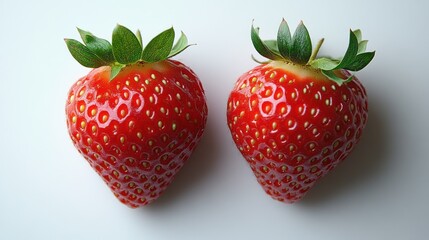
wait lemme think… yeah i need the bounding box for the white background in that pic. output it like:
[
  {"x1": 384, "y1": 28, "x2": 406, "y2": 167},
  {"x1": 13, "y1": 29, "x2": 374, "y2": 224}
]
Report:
[{"x1": 1, "y1": 0, "x2": 428, "y2": 239}]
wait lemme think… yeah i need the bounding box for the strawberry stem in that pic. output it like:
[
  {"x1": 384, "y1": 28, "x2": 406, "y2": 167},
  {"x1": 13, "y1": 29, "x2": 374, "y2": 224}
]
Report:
[{"x1": 308, "y1": 38, "x2": 324, "y2": 64}]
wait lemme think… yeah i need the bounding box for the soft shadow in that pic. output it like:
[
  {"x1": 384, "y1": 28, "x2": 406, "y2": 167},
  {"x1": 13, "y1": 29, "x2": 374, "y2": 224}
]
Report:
[
  {"x1": 298, "y1": 95, "x2": 391, "y2": 206},
  {"x1": 140, "y1": 118, "x2": 220, "y2": 210}
]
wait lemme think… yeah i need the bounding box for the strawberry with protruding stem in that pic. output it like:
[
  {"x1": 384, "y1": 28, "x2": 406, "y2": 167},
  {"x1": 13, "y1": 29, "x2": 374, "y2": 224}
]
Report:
[
  {"x1": 227, "y1": 19, "x2": 374, "y2": 203},
  {"x1": 65, "y1": 25, "x2": 207, "y2": 208}
]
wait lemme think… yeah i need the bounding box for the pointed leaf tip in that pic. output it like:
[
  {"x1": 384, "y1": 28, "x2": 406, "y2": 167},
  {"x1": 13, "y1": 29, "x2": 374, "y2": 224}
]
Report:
[
  {"x1": 112, "y1": 24, "x2": 142, "y2": 64},
  {"x1": 290, "y1": 21, "x2": 312, "y2": 64},
  {"x1": 65, "y1": 38, "x2": 106, "y2": 68},
  {"x1": 141, "y1": 27, "x2": 175, "y2": 62}
]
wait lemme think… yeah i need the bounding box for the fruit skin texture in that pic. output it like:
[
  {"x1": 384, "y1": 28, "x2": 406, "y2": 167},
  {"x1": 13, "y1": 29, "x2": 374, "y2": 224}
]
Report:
[
  {"x1": 227, "y1": 61, "x2": 368, "y2": 203},
  {"x1": 66, "y1": 60, "x2": 207, "y2": 208}
]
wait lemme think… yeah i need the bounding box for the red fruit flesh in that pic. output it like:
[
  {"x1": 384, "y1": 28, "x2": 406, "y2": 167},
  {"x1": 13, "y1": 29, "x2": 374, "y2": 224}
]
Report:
[
  {"x1": 227, "y1": 61, "x2": 368, "y2": 203},
  {"x1": 66, "y1": 60, "x2": 207, "y2": 208}
]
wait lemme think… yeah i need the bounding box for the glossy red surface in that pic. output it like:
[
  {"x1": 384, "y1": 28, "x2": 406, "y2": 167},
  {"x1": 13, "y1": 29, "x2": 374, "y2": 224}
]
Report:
[
  {"x1": 227, "y1": 63, "x2": 368, "y2": 202},
  {"x1": 66, "y1": 60, "x2": 207, "y2": 208}
]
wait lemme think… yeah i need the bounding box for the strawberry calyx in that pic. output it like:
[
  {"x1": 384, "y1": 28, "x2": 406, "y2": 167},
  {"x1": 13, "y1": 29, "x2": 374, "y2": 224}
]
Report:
[
  {"x1": 251, "y1": 19, "x2": 375, "y2": 85},
  {"x1": 65, "y1": 25, "x2": 192, "y2": 80}
]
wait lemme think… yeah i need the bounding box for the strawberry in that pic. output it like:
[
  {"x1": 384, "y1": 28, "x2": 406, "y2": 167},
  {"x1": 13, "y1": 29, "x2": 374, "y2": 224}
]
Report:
[
  {"x1": 65, "y1": 25, "x2": 207, "y2": 208},
  {"x1": 226, "y1": 19, "x2": 375, "y2": 203}
]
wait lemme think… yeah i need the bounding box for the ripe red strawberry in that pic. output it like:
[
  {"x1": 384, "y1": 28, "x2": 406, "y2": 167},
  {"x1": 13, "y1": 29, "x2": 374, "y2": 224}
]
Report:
[
  {"x1": 227, "y1": 19, "x2": 375, "y2": 203},
  {"x1": 65, "y1": 25, "x2": 207, "y2": 208}
]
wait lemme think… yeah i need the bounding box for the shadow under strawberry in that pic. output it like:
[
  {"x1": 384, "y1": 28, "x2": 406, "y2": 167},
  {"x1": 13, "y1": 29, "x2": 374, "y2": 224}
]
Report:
[{"x1": 297, "y1": 94, "x2": 390, "y2": 206}]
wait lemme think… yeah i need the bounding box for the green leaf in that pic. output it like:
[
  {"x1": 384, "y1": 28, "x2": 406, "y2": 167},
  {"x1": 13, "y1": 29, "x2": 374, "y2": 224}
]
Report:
[
  {"x1": 310, "y1": 57, "x2": 340, "y2": 70},
  {"x1": 290, "y1": 21, "x2": 312, "y2": 64},
  {"x1": 358, "y1": 40, "x2": 368, "y2": 54},
  {"x1": 168, "y1": 31, "x2": 191, "y2": 58},
  {"x1": 112, "y1": 24, "x2": 142, "y2": 64},
  {"x1": 321, "y1": 69, "x2": 353, "y2": 86},
  {"x1": 263, "y1": 40, "x2": 280, "y2": 54},
  {"x1": 343, "y1": 51, "x2": 375, "y2": 71},
  {"x1": 110, "y1": 64, "x2": 125, "y2": 81},
  {"x1": 77, "y1": 28, "x2": 114, "y2": 64},
  {"x1": 64, "y1": 38, "x2": 105, "y2": 68},
  {"x1": 335, "y1": 30, "x2": 359, "y2": 69},
  {"x1": 277, "y1": 18, "x2": 292, "y2": 59},
  {"x1": 250, "y1": 24, "x2": 283, "y2": 61},
  {"x1": 141, "y1": 27, "x2": 175, "y2": 63},
  {"x1": 353, "y1": 29, "x2": 362, "y2": 42},
  {"x1": 136, "y1": 29, "x2": 143, "y2": 47}
]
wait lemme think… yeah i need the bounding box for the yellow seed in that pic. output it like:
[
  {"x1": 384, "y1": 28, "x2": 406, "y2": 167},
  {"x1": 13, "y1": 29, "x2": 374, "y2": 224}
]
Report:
[
  {"x1": 80, "y1": 121, "x2": 86, "y2": 128},
  {"x1": 251, "y1": 86, "x2": 257, "y2": 94},
  {"x1": 148, "y1": 140, "x2": 153, "y2": 146},
  {"x1": 160, "y1": 107, "x2": 166, "y2": 114},
  {"x1": 269, "y1": 71, "x2": 276, "y2": 78},
  {"x1": 91, "y1": 109, "x2": 97, "y2": 116},
  {"x1": 137, "y1": 132, "x2": 142, "y2": 138},
  {"x1": 132, "y1": 145, "x2": 137, "y2": 152},
  {"x1": 174, "y1": 107, "x2": 179, "y2": 113},
  {"x1": 291, "y1": 92, "x2": 296, "y2": 99},
  {"x1": 272, "y1": 122, "x2": 277, "y2": 129},
  {"x1": 102, "y1": 115, "x2": 108, "y2": 123},
  {"x1": 120, "y1": 137, "x2": 125, "y2": 144},
  {"x1": 79, "y1": 104, "x2": 85, "y2": 112},
  {"x1": 103, "y1": 135, "x2": 108, "y2": 143},
  {"x1": 155, "y1": 86, "x2": 160, "y2": 93},
  {"x1": 251, "y1": 100, "x2": 257, "y2": 107},
  {"x1": 145, "y1": 79, "x2": 150, "y2": 85},
  {"x1": 72, "y1": 116, "x2": 77, "y2": 123},
  {"x1": 158, "y1": 121, "x2": 163, "y2": 128},
  {"x1": 288, "y1": 120, "x2": 293, "y2": 127},
  {"x1": 69, "y1": 95, "x2": 75, "y2": 102},
  {"x1": 251, "y1": 77, "x2": 257, "y2": 83},
  {"x1": 279, "y1": 77, "x2": 285, "y2": 83},
  {"x1": 304, "y1": 121, "x2": 309, "y2": 128},
  {"x1": 129, "y1": 121, "x2": 134, "y2": 128},
  {"x1": 255, "y1": 131, "x2": 260, "y2": 138},
  {"x1": 172, "y1": 123, "x2": 177, "y2": 131},
  {"x1": 176, "y1": 93, "x2": 181, "y2": 100},
  {"x1": 91, "y1": 125, "x2": 97, "y2": 133},
  {"x1": 240, "y1": 83, "x2": 247, "y2": 89},
  {"x1": 151, "y1": 74, "x2": 156, "y2": 79}
]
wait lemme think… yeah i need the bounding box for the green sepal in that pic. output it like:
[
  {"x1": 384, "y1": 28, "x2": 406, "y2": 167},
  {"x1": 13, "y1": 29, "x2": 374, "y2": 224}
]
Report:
[
  {"x1": 310, "y1": 57, "x2": 340, "y2": 70},
  {"x1": 110, "y1": 63, "x2": 125, "y2": 81},
  {"x1": 290, "y1": 21, "x2": 312, "y2": 64},
  {"x1": 77, "y1": 28, "x2": 114, "y2": 64},
  {"x1": 321, "y1": 70, "x2": 353, "y2": 86},
  {"x1": 112, "y1": 24, "x2": 143, "y2": 64},
  {"x1": 168, "y1": 31, "x2": 192, "y2": 58},
  {"x1": 251, "y1": 24, "x2": 283, "y2": 61},
  {"x1": 277, "y1": 19, "x2": 292, "y2": 59},
  {"x1": 136, "y1": 30, "x2": 143, "y2": 47},
  {"x1": 358, "y1": 40, "x2": 368, "y2": 54},
  {"x1": 344, "y1": 51, "x2": 375, "y2": 71},
  {"x1": 64, "y1": 38, "x2": 106, "y2": 68},
  {"x1": 334, "y1": 30, "x2": 359, "y2": 70},
  {"x1": 142, "y1": 27, "x2": 175, "y2": 63},
  {"x1": 263, "y1": 40, "x2": 280, "y2": 55}
]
